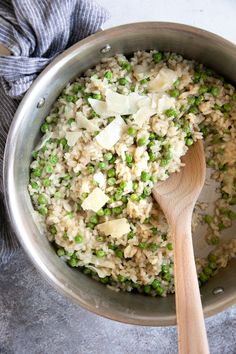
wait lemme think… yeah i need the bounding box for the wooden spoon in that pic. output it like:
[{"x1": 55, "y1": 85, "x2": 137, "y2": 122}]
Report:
[{"x1": 153, "y1": 140, "x2": 209, "y2": 354}]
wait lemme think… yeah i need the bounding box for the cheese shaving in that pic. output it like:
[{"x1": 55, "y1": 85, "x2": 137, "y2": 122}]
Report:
[
  {"x1": 148, "y1": 67, "x2": 178, "y2": 93},
  {"x1": 65, "y1": 131, "x2": 82, "y2": 147},
  {"x1": 81, "y1": 187, "x2": 109, "y2": 212},
  {"x1": 97, "y1": 218, "x2": 131, "y2": 238},
  {"x1": 95, "y1": 115, "x2": 125, "y2": 149},
  {"x1": 76, "y1": 112, "x2": 97, "y2": 132}
]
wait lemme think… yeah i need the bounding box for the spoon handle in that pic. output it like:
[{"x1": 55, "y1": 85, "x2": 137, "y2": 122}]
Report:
[{"x1": 172, "y1": 211, "x2": 209, "y2": 354}]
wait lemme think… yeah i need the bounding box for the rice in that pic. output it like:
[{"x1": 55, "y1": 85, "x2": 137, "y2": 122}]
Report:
[{"x1": 28, "y1": 50, "x2": 236, "y2": 296}]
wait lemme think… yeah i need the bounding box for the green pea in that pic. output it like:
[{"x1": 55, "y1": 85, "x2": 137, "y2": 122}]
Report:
[
  {"x1": 151, "y1": 279, "x2": 160, "y2": 289},
  {"x1": 89, "y1": 215, "x2": 98, "y2": 224},
  {"x1": 127, "y1": 127, "x2": 136, "y2": 136},
  {"x1": 209, "y1": 261, "x2": 217, "y2": 270},
  {"x1": 189, "y1": 105, "x2": 198, "y2": 114},
  {"x1": 117, "y1": 275, "x2": 127, "y2": 283},
  {"x1": 211, "y1": 86, "x2": 220, "y2": 97},
  {"x1": 92, "y1": 93, "x2": 102, "y2": 100},
  {"x1": 49, "y1": 225, "x2": 57, "y2": 235},
  {"x1": 186, "y1": 138, "x2": 194, "y2": 146},
  {"x1": 72, "y1": 83, "x2": 82, "y2": 93},
  {"x1": 40, "y1": 122, "x2": 49, "y2": 133},
  {"x1": 141, "y1": 171, "x2": 150, "y2": 182},
  {"x1": 232, "y1": 92, "x2": 236, "y2": 101},
  {"x1": 193, "y1": 72, "x2": 201, "y2": 83},
  {"x1": 143, "y1": 186, "x2": 152, "y2": 196},
  {"x1": 169, "y1": 88, "x2": 180, "y2": 98},
  {"x1": 113, "y1": 207, "x2": 122, "y2": 215},
  {"x1": 66, "y1": 95, "x2": 77, "y2": 102},
  {"x1": 83, "y1": 267, "x2": 92, "y2": 275},
  {"x1": 163, "y1": 273, "x2": 171, "y2": 282},
  {"x1": 199, "y1": 272, "x2": 208, "y2": 283},
  {"x1": 67, "y1": 118, "x2": 75, "y2": 125},
  {"x1": 149, "y1": 152, "x2": 156, "y2": 161},
  {"x1": 150, "y1": 176, "x2": 158, "y2": 183},
  {"x1": 138, "y1": 242, "x2": 148, "y2": 250},
  {"x1": 32, "y1": 151, "x2": 38, "y2": 159},
  {"x1": 119, "y1": 78, "x2": 127, "y2": 86},
  {"x1": 223, "y1": 103, "x2": 232, "y2": 112},
  {"x1": 125, "y1": 152, "x2": 133, "y2": 163},
  {"x1": 152, "y1": 52, "x2": 163, "y2": 63},
  {"x1": 87, "y1": 222, "x2": 95, "y2": 230},
  {"x1": 31, "y1": 181, "x2": 39, "y2": 189},
  {"x1": 165, "y1": 108, "x2": 177, "y2": 118},
  {"x1": 98, "y1": 161, "x2": 106, "y2": 170},
  {"x1": 107, "y1": 168, "x2": 116, "y2": 177},
  {"x1": 147, "y1": 141, "x2": 155, "y2": 149},
  {"x1": 137, "y1": 137, "x2": 146, "y2": 146},
  {"x1": 109, "y1": 156, "x2": 116, "y2": 164},
  {"x1": 108, "y1": 177, "x2": 116, "y2": 186},
  {"x1": 204, "y1": 214, "x2": 213, "y2": 224},
  {"x1": 130, "y1": 193, "x2": 139, "y2": 201},
  {"x1": 119, "y1": 181, "x2": 127, "y2": 190},
  {"x1": 75, "y1": 234, "x2": 83, "y2": 243},
  {"x1": 43, "y1": 178, "x2": 51, "y2": 187},
  {"x1": 199, "y1": 86, "x2": 209, "y2": 95},
  {"x1": 143, "y1": 285, "x2": 151, "y2": 294},
  {"x1": 203, "y1": 266, "x2": 213, "y2": 276},
  {"x1": 97, "y1": 209, "x2": 104, "y2": 216},
  {"x1": 33, "y1": 168, "x2": 42, "y2": 177},
  {"x1": 100, "y1": 276, "x2": 109, "y2": 284},
  {"x1": 114, "y1": 191, "x2": 122, "y2": 201},
  {"x1": 38, "y1": 194, "x2": 47, "y2": 205},
  {"x1": 160, "y1": 159, "x2": 169, "y2": 167},
  {"x1": 187, "y1": 96, "x2": 196, "y2": 105},
  {"x1": 140, "y1": 78, "x2": 149, "y2": 85},
  {"x1": 132, "y1": 181, "x2": 139, "y2": 191},
  {"x1": 104, "y1": 152, "x2": 113, "y2": 161},
  {"x1": 57, "y1": 248, "x2": 65, "y2": 257},
  {"x1": 49, "y1": 155, "x2": 58, "y2": 165},
  {"x1": 104, "y1": 208, "x2": 111, "y2": 216},
  {"x1": 150, "y1": 243, "x2": 158, "y2": 252},
  {"x1": 39, "y1": 206, "x2": 48, "y2": 216},
  {"x1": 195, "y1": 95, "x2": 204, "y2": 105},
  {"x1": 167, "y1": 243, "x2": 173, "y2": 251},
  {"x1": 104, "y1": 70, "x2": 113, "y2": 80},
  {"x1": 68, "y1": 258, "x2": 77, "y2": 267},
  {"x1": 174, "y1": 78, "x2": 180, "y2": 87},
  {"x1": 127, "y1": 231, "x2": 135, "y2": 240},
  {"x1": 156, "y1": 286, "x2": 164, "y2": 296},
  {"x1": 115, "y1": 249, "x2": 124, "y2": 258},
  {"x1": 97, "y1": 250, "x2": 105, "y2": 258},
  {"x1": 208, "y1": 253, "x2": 217, "y2": 262},
  {"x1": 161, "y1": 264, "x2": 169, "y2": 273}
]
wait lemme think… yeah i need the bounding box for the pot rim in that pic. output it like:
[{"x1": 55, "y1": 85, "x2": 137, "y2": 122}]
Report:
[{"x1": 3, "y1": 22, "x2": 236, "y2": 326}]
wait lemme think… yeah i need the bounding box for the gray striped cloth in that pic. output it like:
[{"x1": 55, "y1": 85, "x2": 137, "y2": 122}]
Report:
[{"x1": 0, "y1": 0, "x2": 109, "y2": 265}]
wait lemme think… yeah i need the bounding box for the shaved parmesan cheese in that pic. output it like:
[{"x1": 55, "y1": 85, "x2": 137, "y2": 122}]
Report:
[
  {"x1": 97, "y1": 218, "x2": 131, "y2": 238},
  {"x1": 106, "y1": 90, "x2": 143, "y2": 115},
  {"x1": 133, "y1": 106, "x2": 156, "y2": 127},
  {"x1": 65, "y1": 131, "x2": 81, "y2": 147},
  {"x1": 157, "y1": 94, "x2": 176, "y2": 114},
  {"x1": 35, "y1": 132, "x2": 52, "y2": 151},
  {"x1": 95, "y1": 115, "x2": 125, "y2": 149},
  {"x1": 148, "y1": 68, "x2": 178, "y2": 93},
  {"x1": 88, "y1": 98, "x2": 116, "y2": 118},
  {"x1": 81, "y1": 187, "x2": 109, "y2": 212},
  {"x1": 93, "y1": 172, "x2": 106, "y2": 188},
  {"x1": 76, "y1": 112, "x2": 97, "y2": 132}
]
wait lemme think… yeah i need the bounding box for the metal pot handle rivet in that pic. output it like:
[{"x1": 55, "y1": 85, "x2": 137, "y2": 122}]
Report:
[
  {"x1": 37, "y1": 97, "x2": 45, "y2": 108},
  {"x1": 100, "y1": 44, "x2": 111, "y2": 54},
  {"x1": 212, "y1": 287, "x2": 224, "y2": 295}
]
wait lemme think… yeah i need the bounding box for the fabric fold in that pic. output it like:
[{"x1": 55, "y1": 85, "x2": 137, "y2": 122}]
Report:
[{"x1": 0, "y1": 0, "x2": 109, "y2": 265}]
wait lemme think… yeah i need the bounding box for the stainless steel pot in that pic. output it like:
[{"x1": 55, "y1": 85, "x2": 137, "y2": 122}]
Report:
[{"x1": 3, "y1": 22, "x2": 236, "y2": 326}]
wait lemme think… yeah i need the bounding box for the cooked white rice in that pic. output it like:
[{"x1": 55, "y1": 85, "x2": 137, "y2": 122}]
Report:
[{"x1": 28, "y1": 51, "x2": 236, "y2": 296}]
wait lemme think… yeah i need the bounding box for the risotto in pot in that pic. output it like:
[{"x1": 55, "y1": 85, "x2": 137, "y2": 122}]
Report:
[{"x1": 28, "y1": 51, "x2": 236, "y2": 296}]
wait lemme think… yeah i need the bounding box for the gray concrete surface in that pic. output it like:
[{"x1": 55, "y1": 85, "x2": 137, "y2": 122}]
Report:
[{"x1": 0, "y1": 248, "x2": 235, "y2": 354}]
